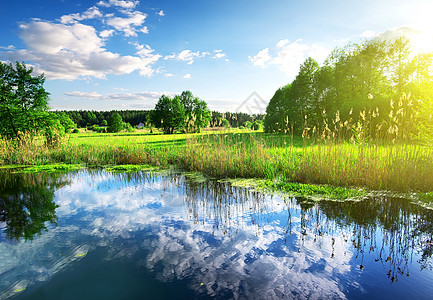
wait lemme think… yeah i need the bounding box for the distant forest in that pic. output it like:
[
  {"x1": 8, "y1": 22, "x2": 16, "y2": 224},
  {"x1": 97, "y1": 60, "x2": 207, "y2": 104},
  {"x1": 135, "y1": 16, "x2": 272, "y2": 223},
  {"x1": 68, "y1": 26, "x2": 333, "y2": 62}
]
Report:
[{"x1": 54, "y1": 110, "x2": 264, "y2": 128}]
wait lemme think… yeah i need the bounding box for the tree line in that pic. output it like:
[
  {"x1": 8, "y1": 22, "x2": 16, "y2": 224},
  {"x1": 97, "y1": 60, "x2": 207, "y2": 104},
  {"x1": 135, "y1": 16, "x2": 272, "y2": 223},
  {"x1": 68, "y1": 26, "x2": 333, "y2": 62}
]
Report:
[
  {"x1": 1, "y1": 60, "x2": 264, "y2": 142},
  {"x1": 264, "y1": 37, "x2": 433, "y2": 140},
  {"x1": 55, "y1": 107, "x2": 264, "y2": 129}
]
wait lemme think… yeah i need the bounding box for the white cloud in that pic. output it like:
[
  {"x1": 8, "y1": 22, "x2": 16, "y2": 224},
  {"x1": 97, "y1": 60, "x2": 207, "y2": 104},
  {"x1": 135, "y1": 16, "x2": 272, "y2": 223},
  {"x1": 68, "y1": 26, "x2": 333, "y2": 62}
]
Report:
[
  {"x1": 249, "y1": 40, "x2": 329, "y2": 78},
  {"x1": 100, "y1": 29, "x2": 115, "y2": 38},
  {"x1": 164, "y1": 73, "x2": 174, "y2": 77},
  {"x1": 64, "y1": 91, "x2": 104, "y2": 99},
  {"x1": 157, "y1": 10, "x2": 165, "y2": 17},
  {"x1": 248, "y1": 48, "x2": 271, "y2": 68},
  {"x1": 140, "y1": 26, "x2": 149, "y2": 34},
  {"x1": 4, "y1": 20, "x2": 160, "y2": 80},
  {"x1": 360, "y1": 30, "x2": 376, "y2": 38},
  {"x1": 373, "y1": 26, "x2": 433, "y2": 54},
  {"x1": 60, "y1": 6, "x2": 103, "y2": 24},
  {"x1": 374, "y1": 26, "x2": 421, "y2": 42},
  {"x1": 183, "y1": 73, "x2": 191, "y2": 79},
  {"x1": 212, "y1": 49, "x2": 226, "y2": 59},
  {"x1": 65, "y1": 90, "x2": 165, "y2": 101},
  {"x1": 97, "y1": 0, "x2": 138, "y2": 9},
  {"x1": 0, "y1": 45, "x2": 15, "y2": 50},
  {"x1": 106, "y1": 11, "x2": 147, "y2": 37},
  {"x1": 164, "y1": 50, "x2": 209, "y2": 64}
]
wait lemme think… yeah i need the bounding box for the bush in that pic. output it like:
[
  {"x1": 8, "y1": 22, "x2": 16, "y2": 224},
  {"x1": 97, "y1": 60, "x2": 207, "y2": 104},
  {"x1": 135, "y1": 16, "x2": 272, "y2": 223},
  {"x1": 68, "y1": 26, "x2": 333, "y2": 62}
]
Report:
[
  {"x1": 123, "y1": 122, "x2": 134, "y2": 132},
  {"x1": 251, "y1": 121, "x2": 261, "y2": 130}
]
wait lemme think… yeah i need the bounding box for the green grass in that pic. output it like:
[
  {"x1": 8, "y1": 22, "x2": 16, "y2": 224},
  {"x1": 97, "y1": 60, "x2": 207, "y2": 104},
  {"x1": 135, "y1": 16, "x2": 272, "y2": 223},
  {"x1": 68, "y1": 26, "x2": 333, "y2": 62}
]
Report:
[
  {"x1": 221, "y1": 178, "x2": 366, "y2": 201},
  {"x1": 104, "y1": 164, "x2": 156, "y2": 173},
  {"x1": 14, "y1": 164, "x2": 83, "y2": 173},
  {"x1": 1, "y1": 128, "x2": 433, "y2": 200}
]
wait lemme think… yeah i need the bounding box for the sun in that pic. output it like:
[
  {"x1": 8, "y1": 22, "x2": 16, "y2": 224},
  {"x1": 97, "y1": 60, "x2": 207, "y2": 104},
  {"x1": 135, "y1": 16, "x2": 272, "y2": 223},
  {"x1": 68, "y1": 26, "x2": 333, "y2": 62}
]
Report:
[{"x1": 406, "y1": 3, "x2": 433, "y2": 54}]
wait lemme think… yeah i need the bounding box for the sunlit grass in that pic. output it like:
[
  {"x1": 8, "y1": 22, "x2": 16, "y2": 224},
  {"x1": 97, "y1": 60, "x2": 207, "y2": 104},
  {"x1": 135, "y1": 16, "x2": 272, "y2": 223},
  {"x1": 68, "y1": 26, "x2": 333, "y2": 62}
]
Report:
[{"x1": 1, "y1": 124, "x2": 433, "y2": 194}]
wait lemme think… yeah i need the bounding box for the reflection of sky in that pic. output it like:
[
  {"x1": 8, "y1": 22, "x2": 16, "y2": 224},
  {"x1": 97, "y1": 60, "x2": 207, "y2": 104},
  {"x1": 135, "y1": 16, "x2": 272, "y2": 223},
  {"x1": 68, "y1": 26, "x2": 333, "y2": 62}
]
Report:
[{"x1": 1, "y1": 170, "x2": 433, "y2": 299}]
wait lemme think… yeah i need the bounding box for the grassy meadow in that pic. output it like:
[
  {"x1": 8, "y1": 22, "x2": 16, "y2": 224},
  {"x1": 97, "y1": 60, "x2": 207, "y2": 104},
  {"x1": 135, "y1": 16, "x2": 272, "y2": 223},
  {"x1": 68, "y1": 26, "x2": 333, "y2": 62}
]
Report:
[{"x1": 1, "y1": 127, "x2": 433, "y2": 199}]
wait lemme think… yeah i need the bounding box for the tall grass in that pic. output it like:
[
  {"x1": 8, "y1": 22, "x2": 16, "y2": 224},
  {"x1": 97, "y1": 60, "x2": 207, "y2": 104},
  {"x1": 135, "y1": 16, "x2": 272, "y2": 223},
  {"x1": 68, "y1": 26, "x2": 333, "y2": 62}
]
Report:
[{"x1": 1, "y1": 100, "x2": 433, "y2": 194}]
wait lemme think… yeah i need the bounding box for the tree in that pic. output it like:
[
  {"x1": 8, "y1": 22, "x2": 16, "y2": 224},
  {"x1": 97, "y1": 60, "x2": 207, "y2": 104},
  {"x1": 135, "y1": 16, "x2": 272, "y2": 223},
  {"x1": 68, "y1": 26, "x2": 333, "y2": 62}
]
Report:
[
  {"x1": 107, "y1": 112, "x2": 124, "y2": 133},
  {"x1": 251, "y1": 120, "x2": 262, "y2": 130},
  {"x1": 264, "y1": 84, "x2": 292, "y2": 133},
  {"x1": 57, "y1": 112, "x2": 77, "y2": 133},
  {"x1": 0, "y1": 61, "x2": 50, "y2": 140},
  {"x1": 179, "y1": 91, "x2": 211, "y2": 133},
  {"x1": 150, "y1": 95, "x2": 185, "y2": 134},
  {"x1": 263, "y1": 37, "x2": 433, "y2": 139},
  {"x1": 220, "y1": 118, "x2": 230, "y2": 128}
]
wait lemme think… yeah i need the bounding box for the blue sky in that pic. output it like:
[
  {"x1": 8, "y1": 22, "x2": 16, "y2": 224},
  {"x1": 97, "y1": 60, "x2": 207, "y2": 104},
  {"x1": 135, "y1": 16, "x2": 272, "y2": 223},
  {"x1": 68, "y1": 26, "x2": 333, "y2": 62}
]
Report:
[{"x1": 1, "y1": 0, "x2": 432, "y2": 113}]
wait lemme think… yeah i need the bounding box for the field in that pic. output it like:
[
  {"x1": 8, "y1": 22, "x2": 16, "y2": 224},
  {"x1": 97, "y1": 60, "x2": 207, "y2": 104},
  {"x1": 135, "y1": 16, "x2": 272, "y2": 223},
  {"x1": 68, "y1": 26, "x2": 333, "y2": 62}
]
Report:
[{"x1": 2, "y1": 128, "x2": 433, "y2": 200}]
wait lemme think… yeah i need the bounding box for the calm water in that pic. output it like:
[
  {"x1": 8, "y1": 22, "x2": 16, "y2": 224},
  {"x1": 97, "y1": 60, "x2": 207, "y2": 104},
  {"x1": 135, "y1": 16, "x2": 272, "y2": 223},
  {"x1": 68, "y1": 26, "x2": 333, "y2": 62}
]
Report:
[{"x1": 1, "y1": 169, "x2": 433, "y2": 299}]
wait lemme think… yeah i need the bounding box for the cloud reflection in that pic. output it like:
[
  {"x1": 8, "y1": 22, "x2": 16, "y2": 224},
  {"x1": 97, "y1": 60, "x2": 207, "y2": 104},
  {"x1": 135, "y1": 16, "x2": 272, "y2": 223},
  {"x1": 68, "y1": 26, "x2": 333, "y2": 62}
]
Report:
[{"x1": 1, "y1": 170, "x2": 433, "y2": 299}]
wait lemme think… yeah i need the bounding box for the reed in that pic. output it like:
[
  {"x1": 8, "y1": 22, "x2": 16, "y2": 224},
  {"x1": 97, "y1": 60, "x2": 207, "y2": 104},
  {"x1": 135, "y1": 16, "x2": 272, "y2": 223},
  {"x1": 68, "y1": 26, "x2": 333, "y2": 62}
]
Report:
[{"x1": 1, "y1": 101, "x2": 432, "y2": 194}]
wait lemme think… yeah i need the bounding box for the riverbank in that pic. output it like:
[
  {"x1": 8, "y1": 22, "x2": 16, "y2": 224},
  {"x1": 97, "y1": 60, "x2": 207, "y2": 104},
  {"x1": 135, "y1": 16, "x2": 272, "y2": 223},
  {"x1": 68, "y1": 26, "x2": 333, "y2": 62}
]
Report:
[{"x1": 1, "y1": 130, "x2": 433, "y2": 200}]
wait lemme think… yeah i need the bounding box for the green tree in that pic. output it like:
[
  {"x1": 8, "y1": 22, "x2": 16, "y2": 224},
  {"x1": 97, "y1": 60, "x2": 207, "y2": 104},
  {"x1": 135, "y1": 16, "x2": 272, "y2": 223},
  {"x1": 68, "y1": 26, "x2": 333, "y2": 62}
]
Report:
[
  {"x1": 264, "y1": 84, "x2": 292, "y2": 133},
  {"x1": 57, "y1": 112, "x2": 77, "y2": 133},
  {"x1": 150, "y1": 94, "x2": 186, "y2": 134},
  {"x1": 179, "y1": 91, "x2": 211, "y2": 133},
  {"x1": 263, "y1": 38, "x2": 433, "y2": 139},
  {"x1": 220, "y1": 118, "x2": 230, "y2": 128},
  {"x1": 251, "y1": 120, "x2": 261, "y2": 130},
  {"x1": 0, "y1": 61, "x2": 50, "y2": 140},
  {"x1": 107, "y1": 112, "x2": 124, "y2": 133}
]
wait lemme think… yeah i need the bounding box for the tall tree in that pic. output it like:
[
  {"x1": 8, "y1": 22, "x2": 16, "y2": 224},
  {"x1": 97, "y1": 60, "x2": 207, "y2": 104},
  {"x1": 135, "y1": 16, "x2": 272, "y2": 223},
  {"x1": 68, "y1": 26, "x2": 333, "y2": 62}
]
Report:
[
  {"x1": 107, "y1": 112, "x2": 124, "y2": 133},
  {"x1": 0, "y1": 62, "x2": 50, "y2": 140},
  {"x1": 179, "y1": 91, "x2": 211, "y2": 133},
  {"x1": 150, "y1": 95, "x2": 186, "y2": 134}
]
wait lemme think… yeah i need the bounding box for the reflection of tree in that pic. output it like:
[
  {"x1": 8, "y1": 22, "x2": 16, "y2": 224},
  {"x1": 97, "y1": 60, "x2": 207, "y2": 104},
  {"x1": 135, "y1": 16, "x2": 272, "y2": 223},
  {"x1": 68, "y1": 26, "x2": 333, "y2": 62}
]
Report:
[
  {"x1": 293, "y1": 196, "x2": 433, "y2": 282},
  {"x1": 181, "y1": 176, "x2": 433, "y2": 283},
  {"x1": 181, "y1": 178, "x2": 271, "y2": 237},
  {"x1": 0, "y1": 171, "x2": 60, "y2": 241}
]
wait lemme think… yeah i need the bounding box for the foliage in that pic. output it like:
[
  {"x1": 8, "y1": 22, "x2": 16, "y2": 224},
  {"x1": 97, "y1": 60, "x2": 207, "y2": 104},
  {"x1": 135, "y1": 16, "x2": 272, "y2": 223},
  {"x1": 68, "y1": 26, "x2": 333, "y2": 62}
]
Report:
[
  {"x1": 55, "y1": 110, "x2": 150, "y2": 128},
  {"x1": 150, "y1": 94, "x2": 185, "y2": 134},
  {"x1": 179, "y1": 91, "x2": 211, "y2": 133},
  {"x1": 0, "y1": 61, "x2": 50, "y2": 140},
  {"x1": 211, "y1": 111, "x2": 264, "y2": 128},
  {"x1": 264, "y1": 38, "x2": 433, "y2": 141},
  {"x1": 251, "y1": 120, "x2": 262, "y2": 130},
  {"x1": 150, "y1": 91, "x2": 211, "y2": 134},
  {"x1": 220, "y1": 118, "x2": 230, "y2": 127},
  {"x1": 57, "y1": 112, "x2": 77, "y2": 133},
  {"x1": 55, "y1": 109, "x2": 264, "y2": 130},
  {"x1": 107, "y1": 112, "x2": 124, "y2": 133},
  {"x1": 123, "y1": 122, "x2": 134, "y2": 132}
]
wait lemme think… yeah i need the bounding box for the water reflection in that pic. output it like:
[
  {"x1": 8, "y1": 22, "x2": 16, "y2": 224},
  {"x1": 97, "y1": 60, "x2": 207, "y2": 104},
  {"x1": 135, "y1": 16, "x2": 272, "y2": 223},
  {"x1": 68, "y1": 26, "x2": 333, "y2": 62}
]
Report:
[
  {"x1": 182, "y1": 178, "x2": 273, "y2": 237},
  {"x1": 0, "y1": 171, "x2": 60, "y2": 241},
  {"x1": 296, "y1": 197, "x2": 433, "y2": 282},
  {"x1": 0, "y1": 170, "x2": 433, "y2": 299}
]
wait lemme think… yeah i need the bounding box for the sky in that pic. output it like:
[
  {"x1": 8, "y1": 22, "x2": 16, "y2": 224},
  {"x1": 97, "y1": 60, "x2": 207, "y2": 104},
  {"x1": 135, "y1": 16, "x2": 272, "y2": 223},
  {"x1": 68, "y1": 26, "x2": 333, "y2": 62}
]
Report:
[{"x1": 1, "y1": 0, "x2": 432, "y2": 113}]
